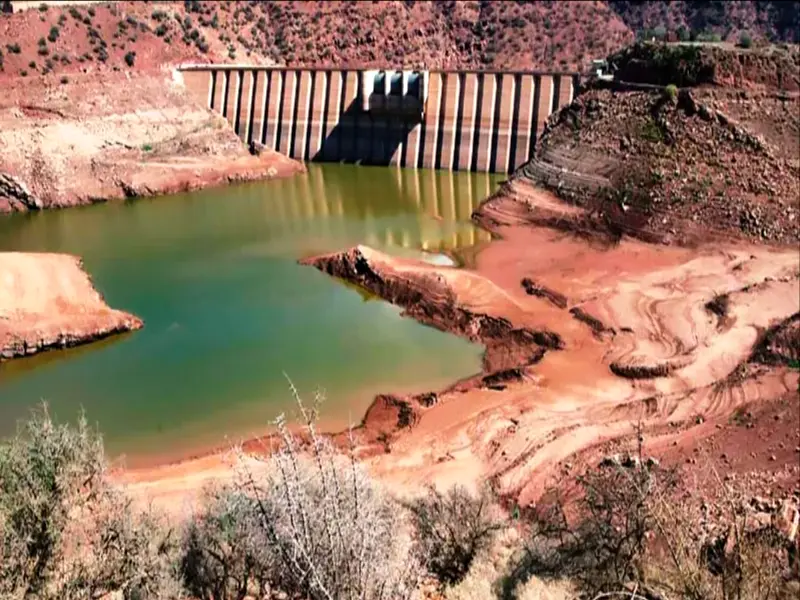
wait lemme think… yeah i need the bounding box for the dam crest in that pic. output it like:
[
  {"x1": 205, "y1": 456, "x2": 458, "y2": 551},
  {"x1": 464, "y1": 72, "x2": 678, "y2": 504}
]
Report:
[{"x1": 179, "y1": 66, "x2": 579, "y2": 173}]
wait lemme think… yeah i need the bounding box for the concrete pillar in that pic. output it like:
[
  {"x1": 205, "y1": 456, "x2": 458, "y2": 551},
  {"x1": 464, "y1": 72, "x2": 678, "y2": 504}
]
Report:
[
  {"x1": 493, "y1": 73, "x2": 515, "y2": 173},
  {"x1": 389, "y1": 72, "x2": 409, "y2": 167},
  {"x1": 206, "y1": 71, "x2": 215, "y2": 109},
  {"x1": 437, "y1": 73, "x2": 461, "y2": 171},
  {"x1": 242, "y1": 71, "x2": 258, "y2": 143},
  {"x1": 456, "y1": 73, "x2": 478, "y2": 172},
  {"x1": 252, "y1": 69, "x2": 269, "y2": 145},
  {"x1": 292, "y1": 70, "x2": 313, "y2": 160},
  {"x1": 404, "y1": 122, "x2": 421, "y2": 168},
  {"x1": 219, "y1": 70, "x2": 231, "y2": 118},
  {"x1": 534, "y1": 75, "x2": 554, "y2": 140},
  {"x1": 370, "y1": 73, "x2": 388, "y2": 165},
  {"x1": 278, "y1": 70, "x2": 298, "y2": 157},
  {"x1": 511, "y1": 74, "x2": 536, "y2": 170},
  {"x1": 420, "y1": 72, "x2": 443, "y2": 169},
  {"x1": 556, "y1": 74, "x2": 573, "y2": 110},
  {"x1": 265, "y1": 71, "x2": 283, "y2": 150},
  {"x1": 474, "y1": 74, "x2": 497, "y2": 173},
  {"x1": 355, "y1": 72, "x2": 373, "y2": 163},
  {"x1": 321, "y1": 71, "x2": 343, "y2": 161},
  {"x1": 225, "y1": 70, "x2": 242, "y2": 132},
  {"x1": 340, "y1": 71, "x2": 359, "y2": 162},
  {"x1": 307, "y1": 71, "x2": 327, "y2": 161}
]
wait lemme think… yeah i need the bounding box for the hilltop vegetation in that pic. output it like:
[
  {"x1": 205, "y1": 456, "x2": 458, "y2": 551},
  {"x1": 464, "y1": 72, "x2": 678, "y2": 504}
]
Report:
[
  {"x1": 610, "y1": 0, "x2": 800, "y2": 44},
  {"x1": 1, "y1": 1, "x2": 798, "y2": 85}
]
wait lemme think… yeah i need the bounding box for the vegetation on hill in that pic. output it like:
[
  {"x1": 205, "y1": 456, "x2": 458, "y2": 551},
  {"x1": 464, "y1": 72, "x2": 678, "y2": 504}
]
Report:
[
  {"x1": 610, "y1": 0, "x2": 800, "y2": 44},
  {"x1": 1, "y1": 1, "x2": 797, "y2": 85}
]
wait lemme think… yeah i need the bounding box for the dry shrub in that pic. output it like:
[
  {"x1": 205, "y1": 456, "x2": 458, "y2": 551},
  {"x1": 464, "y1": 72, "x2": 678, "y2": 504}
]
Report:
[
  {"x1": 227, "y1": 384, "x2": 421, "y2": 600},
  {"x1": 647, "y1": 483, "x2": 796, "y2": 600},
  {"x1": 407, "y1": 484, "x2": 503, "y2": 587},
  {"x1": 180, "y1": 487, "x2": 275, "y2": 600},
  {"x1": 0, "y1": 405, "x2": 182, "y2": 600},
  {"x1": 504, "y1": 444, "x2": 796, "y2": 600},
  {"x1": 505, "y1": 458, "x2": 662, "y2": 597}
]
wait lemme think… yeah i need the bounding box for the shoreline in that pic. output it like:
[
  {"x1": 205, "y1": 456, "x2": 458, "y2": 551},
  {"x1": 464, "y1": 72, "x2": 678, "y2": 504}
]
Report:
[
  {"x1": 0, "y1": 252, "x2": 144, "y2": 361},
  {"x1": 118, "y1": 177, "x2": 800, "y2": 513}
]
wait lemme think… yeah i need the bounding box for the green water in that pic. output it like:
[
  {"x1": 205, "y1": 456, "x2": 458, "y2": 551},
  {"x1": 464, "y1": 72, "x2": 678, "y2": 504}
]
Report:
[{"x1": 0, "y1": 165, "x2": 499, "y2": 465}]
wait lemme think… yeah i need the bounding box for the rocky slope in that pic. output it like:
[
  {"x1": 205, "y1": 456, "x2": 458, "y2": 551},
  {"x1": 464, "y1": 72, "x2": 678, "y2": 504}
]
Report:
[
  {"x1": 521, "y1": 44, "x2": 800, "y2": 248},
  {"x1": 0, "y1": 252, "x2": 142, "y2": 360},
  {"x1": 0, "y1": 71, "x2": 303, "y2": 212}
]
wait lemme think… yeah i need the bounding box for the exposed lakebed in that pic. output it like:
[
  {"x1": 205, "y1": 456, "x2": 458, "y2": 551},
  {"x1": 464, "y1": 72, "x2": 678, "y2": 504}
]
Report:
[{"x1": 0, "y1": 165, "x2": 499, "y2": 465}]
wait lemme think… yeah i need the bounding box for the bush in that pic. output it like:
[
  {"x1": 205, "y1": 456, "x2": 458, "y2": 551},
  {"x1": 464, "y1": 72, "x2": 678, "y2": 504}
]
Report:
[
  {"x1": 47, "y1": 25, "x2": 59, "y2": 43},
  {"x1": 407, "y1": 485, "x2": 502, "y2": 586},
  {"x1": 19, "y1": 69, "x2": 27, "y2": 77},
  {"x1": 665, "y1": 83, "x2": 679, "y2": 103},
  {"x1": 0, "y1": 406, "x2": 182, "y2": 599},
  {"x1": 7, "y1": 43, "x2": 21, "y2": 54},
  {"x1": 124, "y1": 51, "x2": 136, "y2": 67},
  {"x1": 60, "y1": 76, "x2": 68, "y2": 84},
  {"x1": 504, "y1": 441, "x2": 794, "y2": 600},
  {"x1": 181, "y1": 487, "x2": 276, "y2": 600},
  {"x1": 738, "y1": 31, "x2": 753, "y2": 48},
  {"x1": 229, "y1": 387, "x2": 420, "y2": 599}
]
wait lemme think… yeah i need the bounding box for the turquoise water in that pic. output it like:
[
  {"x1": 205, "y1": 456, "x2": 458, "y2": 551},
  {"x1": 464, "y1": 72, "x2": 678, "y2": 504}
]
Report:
[{"x1": 0, "y1": 165, "x2": 499, "y2": 465}]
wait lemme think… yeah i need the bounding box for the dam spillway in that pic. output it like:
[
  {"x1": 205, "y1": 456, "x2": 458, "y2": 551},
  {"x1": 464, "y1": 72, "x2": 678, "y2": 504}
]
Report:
[{"x1": 179, "y1": 66, "x2": 578, "y2": 173}]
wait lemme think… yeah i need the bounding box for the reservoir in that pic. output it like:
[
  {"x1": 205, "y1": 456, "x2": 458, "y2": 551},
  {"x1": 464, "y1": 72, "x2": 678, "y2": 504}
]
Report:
[{"x1": 0, "y1": 165, "x2": 498, "y2": 465}]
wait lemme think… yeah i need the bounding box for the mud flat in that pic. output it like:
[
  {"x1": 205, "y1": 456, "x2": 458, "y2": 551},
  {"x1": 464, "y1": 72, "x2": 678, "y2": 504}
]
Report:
[
  {"x1": 120, "y1": 174, "x2": 799, "y2": 512},
  {"x1": 0, "y1": 252, "x2": 142, "y2": 360},
  {"x1": 302, "y1": 180, "x2": 799, "y2": 505}
]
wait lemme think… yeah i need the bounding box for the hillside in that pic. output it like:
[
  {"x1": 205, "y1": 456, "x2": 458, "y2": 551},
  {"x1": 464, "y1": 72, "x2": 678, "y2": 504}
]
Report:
[
  {"x1": 610, "y1": 0, "x2": 800, "y2": 43},
  {"x1": 517, "y1": 42, "x2": 800, "y2": 248},
  {"x1": 2, "y1": 1, "x2": 798, "y2": 84}
]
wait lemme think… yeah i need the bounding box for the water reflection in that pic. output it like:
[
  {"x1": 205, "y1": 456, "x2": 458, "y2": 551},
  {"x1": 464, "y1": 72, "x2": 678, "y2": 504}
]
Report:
[{"x1": 0, "y1": 165, "x2": 495, "y2": 257}]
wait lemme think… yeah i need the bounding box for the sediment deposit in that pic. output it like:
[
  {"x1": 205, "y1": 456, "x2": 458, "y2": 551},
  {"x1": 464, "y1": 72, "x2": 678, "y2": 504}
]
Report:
[
  {"x1": 0, "y1": 252, "x2": 142, "y2": 360},
  {"x1": 304, "y1": 179, "x2": 799, "y2": 504}
]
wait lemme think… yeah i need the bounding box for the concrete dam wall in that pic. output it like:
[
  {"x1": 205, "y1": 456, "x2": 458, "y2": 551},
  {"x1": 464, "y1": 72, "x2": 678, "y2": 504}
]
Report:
[{"x1": 179, "y1": 66, "x2": 579, "y2": 173}]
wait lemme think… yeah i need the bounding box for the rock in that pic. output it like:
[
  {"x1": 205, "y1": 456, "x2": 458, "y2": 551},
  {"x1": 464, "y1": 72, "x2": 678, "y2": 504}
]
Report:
[
  {"x1": 600, "y1": 454, "x2": 622, "y2": 468},
  {"x1": 0, "y1": 172, "x2": 42, "y2": 210},
  {"x1": 621, "y1": 455, "x2": 641, "y2": 468}
]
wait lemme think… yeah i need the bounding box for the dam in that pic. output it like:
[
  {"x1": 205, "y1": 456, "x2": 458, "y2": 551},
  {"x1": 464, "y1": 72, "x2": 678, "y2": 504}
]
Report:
[{"x1": 179, "y1": 66, "x2": 579, "y2": 173}]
